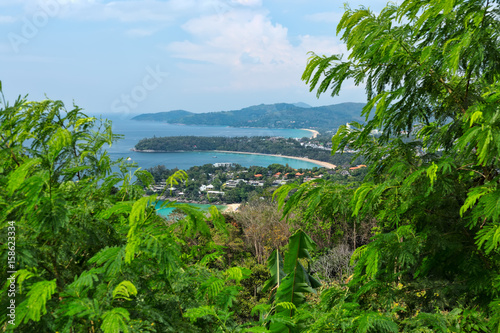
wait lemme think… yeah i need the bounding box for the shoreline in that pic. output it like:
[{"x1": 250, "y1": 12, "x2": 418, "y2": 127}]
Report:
[
  {"x1": 156, "y1": 199, "x2": 241, "y2": 214},
  {"x1": 301, "y1": 128, "x2": 319, "y2": 139},
  {"x1": 224, "y1": 203, "x2": 241, "y2": 213},
  {"x1": 214, "y1": 150, "x2": 336, "y2": 169},
  {"x1": 131, "y1": 148, "x2": 337, "y2": 169}
]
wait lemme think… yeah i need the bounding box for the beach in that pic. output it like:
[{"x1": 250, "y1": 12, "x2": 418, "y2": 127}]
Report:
[
  {"x1": 301, "y1": 128, "x2": 320, "y2": 138},
  {"x1": 214, "y1": 150, "x2": 336, "y2": 169},
  {"x1": 224, "y1": 203, "x2": 241, "y2": 213}
]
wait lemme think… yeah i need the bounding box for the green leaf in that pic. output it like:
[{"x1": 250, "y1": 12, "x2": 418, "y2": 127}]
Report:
[
  {"x1": 460, "y1": 186, "x2": 493, "y2": 217},
  {"x1": 183, "y1": 306, "x2": 217, "y2": 322},
  {"x1": 88, "y1": 246, "x2": 124, "y2": 278},
  {"x1": 7, "y1": 158, "x2": 42, "y2": 196},
  {"x1": 101, "y1": 307, "x2": 130, "y2": 333},
  {"x1": 126, "y1": 196, "x2": 151, "y2": 263},
  {"x1": 271, "y1": 230, "x2": 321, "y2": 327},
  {"x1": 262, "y1": 249, "x2": 285, "y2": 295},
  {"x1": 283, "y1": 230, "x2": 316, "y2": 274},
  {"x1": 20, "y1": 279, "x2": 57, "y2": 323},
  {"x1": 112, "y1": 281, "x2": 138, "y2": 301}
]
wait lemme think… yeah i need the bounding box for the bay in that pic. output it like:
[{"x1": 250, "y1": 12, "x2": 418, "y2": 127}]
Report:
[
  {"x1": 154, "y1": 202, "x2": 227, "y2": 218},
  {"x1": 104, "y1": 117, "x2": 320, "y2": 170}
]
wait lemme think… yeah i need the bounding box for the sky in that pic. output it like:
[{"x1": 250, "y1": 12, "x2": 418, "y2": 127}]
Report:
[{"x1": 1, "y1": 0, "x2": 390, "y2": 117}]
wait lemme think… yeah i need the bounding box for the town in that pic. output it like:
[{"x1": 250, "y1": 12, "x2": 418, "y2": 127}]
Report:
[{"x1": 145, "y1": 161, "x2": 367, "y2": 204}]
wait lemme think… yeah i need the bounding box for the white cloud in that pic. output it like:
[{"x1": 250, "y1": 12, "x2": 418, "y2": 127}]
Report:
[{"x1": 165, "y1": 9, "x2": 343, "y2": 92}]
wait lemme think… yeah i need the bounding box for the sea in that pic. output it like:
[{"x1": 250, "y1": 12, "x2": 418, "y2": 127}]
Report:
[
  {"x1": 105, "y1": 117, "x2": 321, "y2": 170},
  {"x1": 103, "y1": 117, "x2": 319, "y2": 217},
  {"x1": 154, "y1": 202, "x2": 228, "y2": 218}
]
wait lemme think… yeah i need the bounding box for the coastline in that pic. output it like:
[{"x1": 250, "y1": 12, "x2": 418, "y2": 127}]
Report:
[
  {"x1": 301, "y1": 128, "x2": 320, "y2": 139},
  {"x1": 155, "y1": 199, "x2": 240, "y2": 214},
  {"x1": 214, "y1": 150, "x2": 336, "y2": 169},
  {"x1": 224, "y1": 203, "x2": 241, "y2": 213},
  {"x1": 131, "y1": 148, "x2": 337, "y2": 169}
]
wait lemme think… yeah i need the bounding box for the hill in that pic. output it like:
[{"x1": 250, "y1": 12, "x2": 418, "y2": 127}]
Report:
[{"x1": 131, "y1": 102, "x2": 366, "y2": 130}]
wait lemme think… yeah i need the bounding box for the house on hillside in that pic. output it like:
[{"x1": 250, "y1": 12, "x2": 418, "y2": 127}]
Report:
[
  {"x1": 199, "y1": 184, "x2": 214, "y2": 191},
  {"x1": 224, "y1": 179, "x2": 247, "y2": 188}
]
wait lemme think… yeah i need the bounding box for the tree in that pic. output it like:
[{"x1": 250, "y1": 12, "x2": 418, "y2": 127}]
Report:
[
  {"x1": 280, "y1": 0, "x2": 500, "y2": 330},
  {"x1": 233, "y1": 199, "x2": 290, "y2": 265},
  {"x1": 0, "y1": 85, "x2": 232, "y2": 332}
]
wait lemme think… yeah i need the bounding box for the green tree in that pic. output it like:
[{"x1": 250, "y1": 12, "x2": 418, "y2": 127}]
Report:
[
  {"x1": 0, "y1": 86, "x2": 232, "y2": 332},
  {"x1": 279, "y1": 0, "x2": 500, "y2": 331}
]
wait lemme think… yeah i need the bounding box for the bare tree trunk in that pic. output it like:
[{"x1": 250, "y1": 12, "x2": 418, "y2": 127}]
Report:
[{"x1": 353, "y1": 222, "x2": 357, "y2": 249}]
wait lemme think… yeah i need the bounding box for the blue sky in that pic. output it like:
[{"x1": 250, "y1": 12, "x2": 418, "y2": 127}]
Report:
[{"x1": 1, "y1": 0, "x2": 389, "y2": 117}]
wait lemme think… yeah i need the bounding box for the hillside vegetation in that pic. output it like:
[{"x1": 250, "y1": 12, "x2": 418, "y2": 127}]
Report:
[
  {"x1": 132, "y1": 102, "x2": 366, "y2": 130},
  {"x1": 2, "y1": 0, "x2": 500, "y2": 332}
]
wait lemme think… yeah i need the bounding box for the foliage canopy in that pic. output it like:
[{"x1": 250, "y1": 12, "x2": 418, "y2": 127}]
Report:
[{"x1": 281, "y1": 0, "x2": 500, "y2": 330}]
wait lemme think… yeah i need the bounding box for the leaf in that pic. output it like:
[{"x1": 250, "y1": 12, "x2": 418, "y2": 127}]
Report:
[
  {"x1": 15, "y1": 269, "x2": 37, "y2": 294},
  {"x1": 273, "y1": 182, "x2": 299, "y2": 212},
  {"x1": 283, "y1": 230, "x2": 316, "y2": 274},
  {"x1": 88, "y1": 246, "x2": 124, "y2": 278},
  {"x1": 101, "y1": 307, "x2": 130, "y2": 333},
  {"x1": 269, "y1": 230, "x2": 321, "y2": 329},
  {"x1": 262, "y1": 249, "x2": 285, "y2": 295},
  {"x1": 99, "y1": 201, "x2": 133, "y2": 219},
  {"x1": 276, "y1": 302, "x2": 297, "y2": 311},
  {"x1": 126, "y1": 196, "x2": 151, "y2": 263},
  {"x1": 355, "y1": 312, "x2": 398, "y2": 333},
  {"x1": 460, "y1": 186, "x2": 493, "y2": 217},
  {"x1": 351, "y1": 182, "x2": 376, "y2": 216},
  {"x1": 59, "y1": 297, "x2": 100, "y2": 319},
  {"x1": 225, "y1": 266, "x2": 251, "y2": 283},
  {"x1": 7, "y1": 158, "x2": 42, "y2": 196},
  {"x1": 209, "y1": 205, "x2": 228, "y2": 236},
  {"x1": 112, "y1": 281, "x2": 138, "y2": 301},
  {"x1": 183, "y1": 306, "x2": 217, "y2": 322},
  {"x1": 166, "y1": 169, "x2": 188, "y2": 189},
  {"x1": 426, "y1": 162, "x2": 438, "y2": 188},
  {"x1": 216, "y1": 285, "x2": 239, "y2": 312},
  {"x1": 251, "y1": 303, "x2": 272, "y2": 317},
  {"x1": 47, "y1": 128, "x2": 71, "y2": 163},
  {"x1": 20, "y1": 279, "x2": 57, "y2": 323},
  {"x1": 69, "y1": 268, "x2": 100, "y2": 292}
]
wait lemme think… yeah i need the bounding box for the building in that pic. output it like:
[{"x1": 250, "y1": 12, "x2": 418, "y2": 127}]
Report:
[{"x1": 213, "y1": 162, "x2": 233, "y2": 168}]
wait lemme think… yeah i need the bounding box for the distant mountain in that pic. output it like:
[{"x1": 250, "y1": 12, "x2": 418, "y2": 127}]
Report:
[
  {"x1": 132, "y1": 102, "x2": 366, "y2": 130},
  {"x1": 292, "y1": 102, "x2": 312, "y2": 108}
]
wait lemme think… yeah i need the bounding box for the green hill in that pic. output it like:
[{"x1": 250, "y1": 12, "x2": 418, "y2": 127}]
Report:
[{"x1": 131, "y1": 102, "x2": 366, "y2": 130}]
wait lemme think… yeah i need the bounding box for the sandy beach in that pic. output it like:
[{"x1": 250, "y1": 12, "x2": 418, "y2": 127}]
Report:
[
  {"x1": 224, "y1": 203, "x2": 241, "y2": 213},
  {"x1": 214, "y1": 150, "x2": 336, "y2": 169},
  {"x1": 301, "y1": 128, "x2": 320, "y2": 138}
]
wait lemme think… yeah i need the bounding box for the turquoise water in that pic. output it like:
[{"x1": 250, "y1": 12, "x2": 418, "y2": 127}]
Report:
[
  {"x1": 101, "y1": 118, "x2": 313, "y2": 217},
  {"x1": 155, "y1": 201, "x2": 227, "y2": 217},
  {"x1": 105, "y1": 118, "x2": 320, "y2": 170}
]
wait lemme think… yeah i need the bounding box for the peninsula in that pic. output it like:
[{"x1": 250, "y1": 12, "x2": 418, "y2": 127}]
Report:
[
  {"x1": 131, "y1": 102, "x2": 366, "y2": 131},
  {"x1": 132, "y1": 135, "x2": 345, "y2": 167}
]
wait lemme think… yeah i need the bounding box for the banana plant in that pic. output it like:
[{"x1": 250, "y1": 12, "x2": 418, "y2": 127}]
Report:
[{"x1": 259, "y1": 230, "x2": 321, "y2": 333}]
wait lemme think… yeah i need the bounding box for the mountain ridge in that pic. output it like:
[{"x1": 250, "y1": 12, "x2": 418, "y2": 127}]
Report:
[{"x1": 132, "y1": 102, "x2": 366, "y2": 130}]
